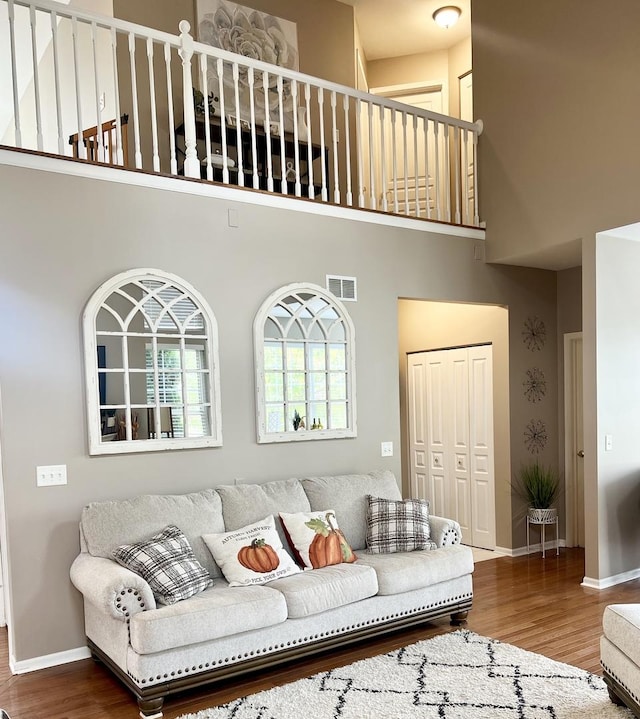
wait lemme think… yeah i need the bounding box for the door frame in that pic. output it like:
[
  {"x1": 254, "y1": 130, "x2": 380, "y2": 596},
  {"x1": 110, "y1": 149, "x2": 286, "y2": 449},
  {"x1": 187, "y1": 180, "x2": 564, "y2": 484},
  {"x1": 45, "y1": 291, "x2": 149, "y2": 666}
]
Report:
[{"x1": 564, "y1": 331, "x2": 583, "y2": 547}]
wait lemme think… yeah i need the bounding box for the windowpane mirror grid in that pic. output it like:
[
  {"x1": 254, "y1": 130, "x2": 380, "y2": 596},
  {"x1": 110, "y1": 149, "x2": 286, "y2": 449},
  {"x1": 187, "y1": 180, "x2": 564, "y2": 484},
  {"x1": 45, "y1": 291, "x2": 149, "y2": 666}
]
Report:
[
  {"x1": 254, "y1": 283, "x2": 356, "y2": 443},
  {"x1": 84, "y1": 269, "x2": 222, "y2": 454}
]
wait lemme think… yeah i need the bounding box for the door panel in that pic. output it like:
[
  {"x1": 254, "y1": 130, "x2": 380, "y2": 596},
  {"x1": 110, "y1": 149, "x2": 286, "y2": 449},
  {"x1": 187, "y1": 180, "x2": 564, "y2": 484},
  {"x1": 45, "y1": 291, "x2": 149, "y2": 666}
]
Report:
[{"x1": 407, "y1": 344, "x2": 495, "y2": 549}]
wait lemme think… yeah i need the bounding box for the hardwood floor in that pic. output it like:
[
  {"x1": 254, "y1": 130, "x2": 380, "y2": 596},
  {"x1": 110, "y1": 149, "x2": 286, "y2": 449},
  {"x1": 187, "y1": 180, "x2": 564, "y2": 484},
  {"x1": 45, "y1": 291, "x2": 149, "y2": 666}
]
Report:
[{"x1": 0, "y1": 548, "x2": 637, "y2": 718}]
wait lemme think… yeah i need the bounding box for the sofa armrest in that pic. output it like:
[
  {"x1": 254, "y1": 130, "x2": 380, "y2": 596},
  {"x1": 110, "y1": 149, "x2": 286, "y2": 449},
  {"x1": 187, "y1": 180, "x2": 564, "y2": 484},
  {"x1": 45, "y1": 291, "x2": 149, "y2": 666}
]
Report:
[
  {"x1": 429, "y1": 515, "x2": 462, "y2": 547},
  {"x1": 70, "y1": 553, "x2": 156, "y2": 620}
]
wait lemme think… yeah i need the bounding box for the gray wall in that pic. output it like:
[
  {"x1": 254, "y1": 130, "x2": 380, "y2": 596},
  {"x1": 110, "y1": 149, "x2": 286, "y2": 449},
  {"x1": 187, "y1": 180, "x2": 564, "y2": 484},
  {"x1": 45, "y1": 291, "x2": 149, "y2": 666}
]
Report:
[
  {"x1": 472, "y1": 0, "x2": 640, "y2": 268},
  {"x1": 0, "y1": 162, "x2": 556, "y2": 662}
]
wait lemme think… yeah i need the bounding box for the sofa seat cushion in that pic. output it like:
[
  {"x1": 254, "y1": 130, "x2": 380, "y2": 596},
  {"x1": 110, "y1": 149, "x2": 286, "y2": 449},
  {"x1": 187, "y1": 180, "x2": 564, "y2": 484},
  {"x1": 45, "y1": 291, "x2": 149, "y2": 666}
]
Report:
[
  {"x1": 356, "y1": 544, "x2": 474, "y2": 596},
  {"x1": 129, "y1": 583, "x2": 288, "y2": 655},
  {"x1": 602, "y1": 604, "x2": 640, "y2": 668},
  {"x1": 267, "y1": 563, "x2": 378, "y2": 619}
]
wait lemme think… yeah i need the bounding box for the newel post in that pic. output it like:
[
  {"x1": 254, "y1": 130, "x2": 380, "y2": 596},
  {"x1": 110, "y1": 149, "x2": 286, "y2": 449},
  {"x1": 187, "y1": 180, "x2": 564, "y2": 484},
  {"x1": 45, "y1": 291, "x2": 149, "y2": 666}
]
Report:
[{"x1": 178, "y1": 20, "x2": 200, "y2": 178}]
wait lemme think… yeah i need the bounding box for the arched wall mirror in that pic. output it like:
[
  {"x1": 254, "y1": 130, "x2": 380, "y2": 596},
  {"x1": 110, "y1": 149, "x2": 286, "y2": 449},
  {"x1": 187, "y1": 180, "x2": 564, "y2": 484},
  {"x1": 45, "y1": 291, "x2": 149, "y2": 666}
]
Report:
[
  {"x1": 83, "y1": 268, "x2": 222, "y2": 455},
  {"x1": 254, "y1": 282, "x2": 357, "y2": 443}
]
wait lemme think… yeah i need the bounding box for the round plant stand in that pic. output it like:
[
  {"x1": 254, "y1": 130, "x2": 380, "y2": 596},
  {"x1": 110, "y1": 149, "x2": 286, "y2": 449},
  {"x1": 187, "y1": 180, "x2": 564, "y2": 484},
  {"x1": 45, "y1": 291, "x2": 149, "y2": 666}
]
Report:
[{"x1": 526, "y1": 507, "x2": 558, "y2": 558}]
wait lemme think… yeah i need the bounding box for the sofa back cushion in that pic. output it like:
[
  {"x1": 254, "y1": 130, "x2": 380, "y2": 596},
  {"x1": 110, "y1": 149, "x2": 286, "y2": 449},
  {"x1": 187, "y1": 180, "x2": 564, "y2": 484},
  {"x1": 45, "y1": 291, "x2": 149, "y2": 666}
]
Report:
[
  {"x1": 80, "y1": 489, "x2": 225, "y2": 578},
  {"x1": 301, "y1": 471, "x2": 401, "y2": 551},
  {"x1": 217, "y1": 478, "x2": 311, "y2": 548}
]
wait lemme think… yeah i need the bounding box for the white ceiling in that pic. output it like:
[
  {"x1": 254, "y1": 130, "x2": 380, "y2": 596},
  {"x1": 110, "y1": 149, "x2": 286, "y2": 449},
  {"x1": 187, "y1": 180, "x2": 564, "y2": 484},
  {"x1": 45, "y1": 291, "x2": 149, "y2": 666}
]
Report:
[{"x1": 338, "y1": 0, "x2": 471, "y2": 61}]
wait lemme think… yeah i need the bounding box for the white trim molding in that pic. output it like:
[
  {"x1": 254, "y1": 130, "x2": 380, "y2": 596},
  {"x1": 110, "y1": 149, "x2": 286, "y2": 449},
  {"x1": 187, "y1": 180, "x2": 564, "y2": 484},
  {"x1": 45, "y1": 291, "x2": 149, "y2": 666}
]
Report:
[
  {"x1": 582, "y1": 566, "x2": 640, "y2": 590},
  {"x1": 10, "y1": 645, "x2": 91, "y2": 674}
]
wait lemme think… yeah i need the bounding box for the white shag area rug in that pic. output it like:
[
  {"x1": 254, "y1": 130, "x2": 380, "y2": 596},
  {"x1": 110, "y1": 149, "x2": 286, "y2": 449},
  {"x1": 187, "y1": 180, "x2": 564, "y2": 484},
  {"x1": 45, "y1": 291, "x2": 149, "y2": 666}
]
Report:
[{"x1": 177, "y1": 629, "x2": 633, "y2": 718}]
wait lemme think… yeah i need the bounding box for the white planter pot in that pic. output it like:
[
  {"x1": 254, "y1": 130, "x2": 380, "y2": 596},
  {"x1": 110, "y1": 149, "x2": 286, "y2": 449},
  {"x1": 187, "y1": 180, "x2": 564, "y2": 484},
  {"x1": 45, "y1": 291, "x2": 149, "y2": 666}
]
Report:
[{"x1": 527, "y1": 507, "x2": 557, "y2": 524}]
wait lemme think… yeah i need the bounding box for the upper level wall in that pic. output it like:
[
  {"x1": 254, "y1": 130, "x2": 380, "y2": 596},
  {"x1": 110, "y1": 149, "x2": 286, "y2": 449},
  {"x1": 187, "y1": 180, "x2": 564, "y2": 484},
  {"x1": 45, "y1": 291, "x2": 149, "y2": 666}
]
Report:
[
  {"x1": 473, "y1": 0, "x2": 640, "y2": 269},
  {"x1": 113, "y1": 0, "x2": 356, "y2": 88}
]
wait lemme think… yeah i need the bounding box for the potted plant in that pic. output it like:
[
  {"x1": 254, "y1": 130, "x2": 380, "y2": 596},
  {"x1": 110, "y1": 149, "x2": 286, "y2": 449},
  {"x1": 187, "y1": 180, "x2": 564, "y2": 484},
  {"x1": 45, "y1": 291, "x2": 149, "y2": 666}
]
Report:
[{"x1": 513, "y1": 462, "x2": 559, "y2": 523}]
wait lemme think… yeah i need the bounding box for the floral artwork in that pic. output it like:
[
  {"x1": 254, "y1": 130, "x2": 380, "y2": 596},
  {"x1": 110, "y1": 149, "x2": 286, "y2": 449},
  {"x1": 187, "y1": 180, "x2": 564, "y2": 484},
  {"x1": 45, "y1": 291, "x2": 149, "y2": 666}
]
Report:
[
  {"x1": 523, "y1": 367, "x2": 546, "y2": 403},
  {"x1": 196, "y1": 0, "x2": 299, "y2": 124},
  {"x1": 524, "y1": 419, "x2": 548, "y2": 454},
  {"x1": 522, "y1": 316, "x2": 546, "y2": 351}
]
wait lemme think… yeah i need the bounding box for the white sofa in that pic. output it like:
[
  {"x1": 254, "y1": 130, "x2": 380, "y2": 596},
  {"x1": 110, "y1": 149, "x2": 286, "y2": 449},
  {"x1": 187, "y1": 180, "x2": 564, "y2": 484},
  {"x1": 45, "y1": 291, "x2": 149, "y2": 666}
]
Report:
[
  {"x1": 601, "y1": 604, "x2": 640, "y2": 717},
  {"x1": 70, "y1": 471, "x2": 474, "y2": 718}
]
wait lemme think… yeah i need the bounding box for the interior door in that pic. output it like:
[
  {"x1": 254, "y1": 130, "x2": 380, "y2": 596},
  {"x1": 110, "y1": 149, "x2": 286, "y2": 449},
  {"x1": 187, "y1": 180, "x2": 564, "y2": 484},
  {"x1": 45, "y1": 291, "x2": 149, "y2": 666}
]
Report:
[
  {"x1": 408, "y1": 345, "x2": 495, "y2": 549},
  {"x1": 458, "y1": 71, "x2": 475, "y2": 224},
  {"x1": 564, "y1": 332, "x2": 584, "y2": 547}
]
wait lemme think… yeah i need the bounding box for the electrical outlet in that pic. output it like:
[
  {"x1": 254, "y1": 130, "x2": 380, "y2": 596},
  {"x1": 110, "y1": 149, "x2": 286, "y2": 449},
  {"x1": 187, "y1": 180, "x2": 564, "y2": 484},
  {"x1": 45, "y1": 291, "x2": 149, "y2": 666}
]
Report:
[
  {"x1": 36, "y1": 464, "x2": 67, "y2": 487},
  {"x1": 381, "y1": 441, "x2": 393, "y2": 457},
  {"x1": 605, "y1": 434, "x2": 613, "y2": 451}
]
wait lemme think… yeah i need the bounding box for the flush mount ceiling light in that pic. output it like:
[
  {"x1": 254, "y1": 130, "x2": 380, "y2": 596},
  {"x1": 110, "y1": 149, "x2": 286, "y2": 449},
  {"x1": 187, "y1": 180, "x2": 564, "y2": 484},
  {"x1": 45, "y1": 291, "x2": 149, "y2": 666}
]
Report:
[{"x1": 432, "y1": 5, "x2": 462, "y2": 29}]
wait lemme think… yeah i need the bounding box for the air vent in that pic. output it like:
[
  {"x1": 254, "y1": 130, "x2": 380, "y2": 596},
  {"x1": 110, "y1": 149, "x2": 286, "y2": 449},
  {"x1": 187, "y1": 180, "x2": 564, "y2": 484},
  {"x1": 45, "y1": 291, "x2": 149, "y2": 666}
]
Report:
[{"x1": 327, "y1": 275, "x2": 357, "y2": 302}]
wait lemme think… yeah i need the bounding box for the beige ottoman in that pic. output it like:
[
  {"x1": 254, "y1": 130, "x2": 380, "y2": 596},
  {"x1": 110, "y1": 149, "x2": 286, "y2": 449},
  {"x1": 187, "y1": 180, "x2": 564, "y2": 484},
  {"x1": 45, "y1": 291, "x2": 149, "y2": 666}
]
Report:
[{"x1": 601, "y1": 604, "x2": 640, "y2": 716}]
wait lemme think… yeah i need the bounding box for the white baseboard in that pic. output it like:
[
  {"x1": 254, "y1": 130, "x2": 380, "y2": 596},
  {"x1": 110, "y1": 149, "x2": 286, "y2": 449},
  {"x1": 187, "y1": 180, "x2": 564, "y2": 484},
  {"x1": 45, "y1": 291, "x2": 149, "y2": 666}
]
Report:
[
  {"x1": 10, "y1": 645, "x2": 90, "y2": 674},
  {"x1": 496, "y1": 539, "x2": 566, "y2": 558},
  {"x1": 582, "y1": 567, "x2": 640, "y2": 590}
]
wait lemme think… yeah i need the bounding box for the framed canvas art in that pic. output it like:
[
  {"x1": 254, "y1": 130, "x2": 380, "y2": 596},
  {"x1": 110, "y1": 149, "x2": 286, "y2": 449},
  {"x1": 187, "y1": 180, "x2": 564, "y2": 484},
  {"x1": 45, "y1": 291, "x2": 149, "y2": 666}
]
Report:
[{"x1": 195, "y1": 0, "x2": 299, "y2": 127}]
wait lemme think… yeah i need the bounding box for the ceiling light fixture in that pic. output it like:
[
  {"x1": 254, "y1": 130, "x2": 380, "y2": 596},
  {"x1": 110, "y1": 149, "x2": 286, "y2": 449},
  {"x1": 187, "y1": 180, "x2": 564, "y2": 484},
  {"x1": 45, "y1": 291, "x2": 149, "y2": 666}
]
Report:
[{"x1": 432, "y1": 5, "x2": 462, "y2": 29}]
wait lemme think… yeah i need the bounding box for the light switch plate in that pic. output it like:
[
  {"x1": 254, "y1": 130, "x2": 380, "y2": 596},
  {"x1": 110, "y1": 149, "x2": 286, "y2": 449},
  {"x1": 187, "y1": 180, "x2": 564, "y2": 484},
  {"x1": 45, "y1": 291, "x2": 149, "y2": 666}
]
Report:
[
  {"x1": 36, "y1": 464, "x2": 67, "y2": 487},
  {"x1": 381, "y1": 441, "x2": 393, "y2": 457}
]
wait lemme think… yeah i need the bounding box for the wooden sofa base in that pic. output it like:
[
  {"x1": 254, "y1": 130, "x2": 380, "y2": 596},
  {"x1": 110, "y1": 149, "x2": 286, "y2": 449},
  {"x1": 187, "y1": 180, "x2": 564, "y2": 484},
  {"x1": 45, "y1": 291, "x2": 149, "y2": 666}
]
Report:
[
  {"x1": 603, "y1": 669, "x2": 640, "y2": 718},
  {"x1": 89, "y1": 598, "x2": 472, "y2": 718}
]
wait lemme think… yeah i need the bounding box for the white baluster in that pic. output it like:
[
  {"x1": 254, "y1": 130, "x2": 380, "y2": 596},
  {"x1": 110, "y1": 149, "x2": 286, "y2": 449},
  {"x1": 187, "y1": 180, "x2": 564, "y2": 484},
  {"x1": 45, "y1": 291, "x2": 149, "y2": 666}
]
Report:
[
  {"x1": 356, "y1": 98, "x2": 364, "y2": 208},
  {"x1": 232, "y1": 63, "x2": 243, "y2": 187},
  {"x1": 111, "y1": 27, "x2": 124, "y2": 166},
  {"x1": 217, "y1": 58, "x2": 229, "y2": 185},
  {"x1": 305, "y1": 83, "x2": 314, "y2": 199},
  {"x1": 424, "y1": 117, "x2": 431, "y2": 219},
  {"x1": 71, "y1": 16, "x2": 86, "y2": 159},
  {"x1": 367, "y1": 101, "x2": 376, "y2": 209},
  {"x1": 248, "y1": 66, "x2": 259, "y2": 190},
  {"x1": 147, "y1": 37, "x2": 160, "y2": 172},
  {"x1": 29, "y1": 5, "x2": 43, "y2": 151},
  {"x1": 263, "y1": 70, "x2": 274, "y2": 192},
  {"x1": 7, "y1": 0, "x2": 22, "y2": 147},
  {"x1": 413, "y1": 114, "x2": 420, "y2": 218},
  {"x1": 444, "y1": 123, "x2": 451, "y2": 221},
  {"x1": 453, "y1": 126, "x2": 461, "y2": 224},
  {"x1": 292, "y1": 80, "x2": 301, "y2": 196},
  {"x1": 330, "y1": 90, "x2": 339, "y2": 204},
  {"x1": 128, "y1": 32, "x2": 142, "y2": 169},
  {"x1": 178, "y1": 21, "x2": 198, "y2": 177},
  {"x1": 317, "y1": 88, "x2": 328, "y2": 202},
  {"x1": 277, "y1": 75, "x2": 287, "y2": 195},
  {"x1": 50, "y1": 11, "x2": 64, "y2": 155},
  {"x1": 433, "y1": 121, "x2": 441, "y2": 220},
  {"x1": 391, "y1": 109, "x2": 398, "y2": 213},
  {"x1": 379, "y1": 104, "x2": 387, "y2": 212},
  {"x1": 164, "y1": 42, "x2": 177, "y2": 175},
  {"x1": 199, "y1": 53, "x2": 212, "y2": 181},
  {"x1": 91, "y1": 22, "x2": 104, "y2": 162},
  {"x1": 343, "y1": 95, "x2": 352, "y2": 207},
  {"x1": 402, "y1": 111, "x2": 409, "y2": 215},
  {"x1": 462, "y1": 128, "x2": 469, "y2": 224}
]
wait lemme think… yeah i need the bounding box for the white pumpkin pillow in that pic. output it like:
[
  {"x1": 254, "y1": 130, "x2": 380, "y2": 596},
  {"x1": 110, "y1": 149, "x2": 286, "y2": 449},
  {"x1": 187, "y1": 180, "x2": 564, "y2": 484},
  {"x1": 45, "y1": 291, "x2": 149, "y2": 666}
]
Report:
[
  {"x1": 202, "y1": 515, "x2": 300, "y2": 587},
  {"x1": 279, "y1": 509, "x2": 357, "y2": 569}
]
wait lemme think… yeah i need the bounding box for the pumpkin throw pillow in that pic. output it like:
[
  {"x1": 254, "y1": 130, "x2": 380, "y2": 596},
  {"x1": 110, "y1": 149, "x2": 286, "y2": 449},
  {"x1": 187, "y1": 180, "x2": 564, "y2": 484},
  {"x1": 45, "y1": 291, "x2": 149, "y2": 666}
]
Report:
[
  {"x1": 365, "y1": 495, "x2": 437, "y2": 554},
  {"x1": 113, "y1": 524, "x2": 213, "y2": 605},
  {"x1": 202, "y1": 515, "x2": 300, "y2": 587},
  {"x1": 279, "y1": 510, "x2": 357, "y2": 569}
]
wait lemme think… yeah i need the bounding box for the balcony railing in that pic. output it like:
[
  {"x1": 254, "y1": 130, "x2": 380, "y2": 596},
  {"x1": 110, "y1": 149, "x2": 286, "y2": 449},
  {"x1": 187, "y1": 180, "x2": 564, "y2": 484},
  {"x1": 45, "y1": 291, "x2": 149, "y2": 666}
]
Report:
[{"x1": 0, "y1": 0, "x2": 482, "y2": 227}]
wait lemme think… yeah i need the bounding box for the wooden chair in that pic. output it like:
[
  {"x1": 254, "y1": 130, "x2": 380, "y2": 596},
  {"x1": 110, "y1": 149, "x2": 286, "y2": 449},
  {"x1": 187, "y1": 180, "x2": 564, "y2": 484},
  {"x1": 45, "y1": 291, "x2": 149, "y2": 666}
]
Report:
[
  {"x1": 147, "y1": 407, "x2": 174, "y2": 439},
  {"x1": 68, "y1": 114, "x2": 129, "y2": 167}
]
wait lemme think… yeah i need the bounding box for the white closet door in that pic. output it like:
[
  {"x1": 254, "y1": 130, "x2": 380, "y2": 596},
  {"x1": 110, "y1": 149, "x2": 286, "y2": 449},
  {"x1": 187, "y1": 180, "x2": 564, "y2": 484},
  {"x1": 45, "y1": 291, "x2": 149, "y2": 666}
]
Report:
[
  {"x1": 407, "y1": 345, "x2": 495, "y2": 549},
  {"x1": 468, "y1": 346, "x2": 496, "y2": 549}
]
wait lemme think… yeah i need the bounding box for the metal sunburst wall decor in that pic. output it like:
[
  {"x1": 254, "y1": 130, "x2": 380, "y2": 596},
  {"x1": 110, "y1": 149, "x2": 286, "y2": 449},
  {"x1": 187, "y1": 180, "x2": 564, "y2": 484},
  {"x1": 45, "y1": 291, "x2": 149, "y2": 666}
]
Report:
[
  {"x1": 524, "y1": 419, "x2": 548, "y2": 454},
  {"x1": 523, "y1": 367, "x2": 546, "y2": 403},
  {"x1": 522, "y1": 316, "x2": 546, "y2": 352}
]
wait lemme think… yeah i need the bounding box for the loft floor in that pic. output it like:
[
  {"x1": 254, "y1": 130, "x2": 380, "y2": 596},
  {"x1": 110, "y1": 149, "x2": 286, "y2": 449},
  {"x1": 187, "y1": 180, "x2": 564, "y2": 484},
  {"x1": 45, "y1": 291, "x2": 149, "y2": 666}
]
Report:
[{"x1": 0, "y1": 548, "x2": 636, "y2": 719}]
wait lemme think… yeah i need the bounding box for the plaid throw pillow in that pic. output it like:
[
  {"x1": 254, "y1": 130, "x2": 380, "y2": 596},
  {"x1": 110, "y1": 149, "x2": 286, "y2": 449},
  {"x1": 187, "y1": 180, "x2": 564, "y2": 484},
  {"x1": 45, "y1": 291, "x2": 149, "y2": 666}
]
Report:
[
  {"x1": 113, "y1": 525, "x2": 212, "y2": 605},
  {"x1": 365, "y1": 495, "x2": 437, "y2": 554}
]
